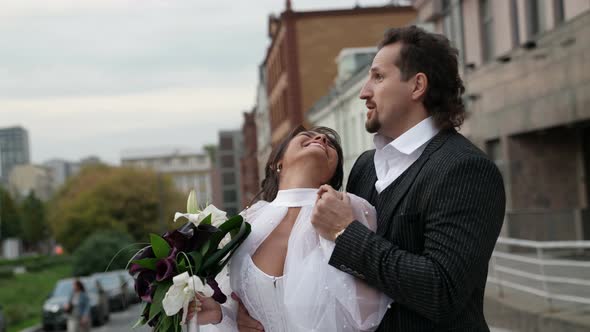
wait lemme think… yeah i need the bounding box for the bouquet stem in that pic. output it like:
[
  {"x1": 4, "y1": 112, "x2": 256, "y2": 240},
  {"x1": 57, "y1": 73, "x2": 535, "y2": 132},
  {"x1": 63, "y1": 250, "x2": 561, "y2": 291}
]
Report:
[{"x1": 187, "y1": 313, "x2": 199, "y2": 332}]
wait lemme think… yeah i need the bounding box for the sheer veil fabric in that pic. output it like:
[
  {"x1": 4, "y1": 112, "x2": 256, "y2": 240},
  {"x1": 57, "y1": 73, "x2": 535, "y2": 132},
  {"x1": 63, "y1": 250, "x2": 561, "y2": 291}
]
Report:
[{"x1": 202, "y1": 188, "x2": 392, "y2": 332}]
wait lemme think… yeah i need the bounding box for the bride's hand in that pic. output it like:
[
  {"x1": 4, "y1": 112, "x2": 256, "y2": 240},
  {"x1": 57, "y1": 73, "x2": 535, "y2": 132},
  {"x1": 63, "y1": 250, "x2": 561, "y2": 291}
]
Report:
[{"x1": 187, "y1": 293, "x2": 222, "y2": 325}]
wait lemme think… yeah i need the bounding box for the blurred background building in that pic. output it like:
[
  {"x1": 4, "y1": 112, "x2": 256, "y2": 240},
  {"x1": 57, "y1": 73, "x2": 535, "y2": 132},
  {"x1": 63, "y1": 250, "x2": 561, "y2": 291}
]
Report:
[
  {"x1": 216, "y1": 130, "x2": 243, "y2": 216},
  {"x1": 0, "y1": 126, "x2": 30, "y2": 187},
  {"x1": 414, "y1": 0, "x2": 590, "y2": 242},
  {"x1": 121, "y1": 147, "x2": 213, "y2": 206}
]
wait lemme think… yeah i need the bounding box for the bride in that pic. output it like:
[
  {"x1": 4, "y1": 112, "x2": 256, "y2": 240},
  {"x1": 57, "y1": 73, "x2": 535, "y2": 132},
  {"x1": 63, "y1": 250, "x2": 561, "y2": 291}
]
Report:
[{"x1": 192, "y1": 126, "x2": 391, "y2": 331}]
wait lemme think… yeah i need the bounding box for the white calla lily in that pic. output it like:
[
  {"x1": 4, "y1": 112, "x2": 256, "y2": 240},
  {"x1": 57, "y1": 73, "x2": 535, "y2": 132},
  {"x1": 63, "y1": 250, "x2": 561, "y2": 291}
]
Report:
[
  {"x1": 162, "y1": 272, "x2": 214, "y2": 324},
  {"x1": 174, "y1": 204, "x2": 227, "y2": 228}
]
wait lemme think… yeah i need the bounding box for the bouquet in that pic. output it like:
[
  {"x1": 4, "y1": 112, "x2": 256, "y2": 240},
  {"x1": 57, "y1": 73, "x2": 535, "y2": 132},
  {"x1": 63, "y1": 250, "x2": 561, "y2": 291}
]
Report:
[{"x1": 128, "y1": 190, "x2": 251, "y2": 331}]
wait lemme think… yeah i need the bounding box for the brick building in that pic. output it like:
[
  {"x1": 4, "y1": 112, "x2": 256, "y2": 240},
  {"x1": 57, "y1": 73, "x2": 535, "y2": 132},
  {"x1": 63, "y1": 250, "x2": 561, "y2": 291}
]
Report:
[
  {"x1": 240, "y1": 110, "x2": 260, "y2": 208},
  {"x1": 263, "y1": 1, "x2": 416, "y2": 147}
]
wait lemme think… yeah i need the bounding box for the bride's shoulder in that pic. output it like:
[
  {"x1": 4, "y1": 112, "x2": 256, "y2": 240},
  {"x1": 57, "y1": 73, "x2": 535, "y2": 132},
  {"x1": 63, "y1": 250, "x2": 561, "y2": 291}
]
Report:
[{"x1": 239, "y1": 200, "x2": 270, "y2": 219}]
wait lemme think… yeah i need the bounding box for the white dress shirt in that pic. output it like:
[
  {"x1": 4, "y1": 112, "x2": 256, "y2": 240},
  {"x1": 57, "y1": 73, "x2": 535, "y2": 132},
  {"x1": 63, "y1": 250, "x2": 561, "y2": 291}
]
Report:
[{"x1": 373, "y1": 117, "x2": 440, "y2": 193}]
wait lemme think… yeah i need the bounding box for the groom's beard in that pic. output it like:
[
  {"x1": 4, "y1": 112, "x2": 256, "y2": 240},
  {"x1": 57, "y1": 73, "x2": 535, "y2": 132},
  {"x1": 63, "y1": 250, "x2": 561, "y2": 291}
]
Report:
[{"x1": 365, "y1": 115, "x2": 381, "y2": 133}]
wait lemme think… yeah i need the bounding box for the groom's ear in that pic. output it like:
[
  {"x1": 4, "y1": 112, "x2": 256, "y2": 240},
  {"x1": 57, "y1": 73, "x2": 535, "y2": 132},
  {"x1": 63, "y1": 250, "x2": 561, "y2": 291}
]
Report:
[{"x1": 411, "y1": 72, "x2": 428, "y2": 101}]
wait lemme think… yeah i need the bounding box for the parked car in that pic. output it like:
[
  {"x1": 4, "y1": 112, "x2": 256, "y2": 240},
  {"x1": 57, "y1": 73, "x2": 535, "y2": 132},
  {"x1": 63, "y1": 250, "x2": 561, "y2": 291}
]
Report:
[
  {"x1": 92, "y1": 271, "x2": 129, "y2": 311},
  {"x1": 42, "y1": 277, "x2": 109, "y2": 331},
  {"x1": 0, "y1": 304, "x2": 6, "y2": 332},
  {"x1": 82, "y1": 276, "x2": 110, "y2": 324},
  {"x1": 122, "y1": 271, "x2": 140, "y2": 304}
]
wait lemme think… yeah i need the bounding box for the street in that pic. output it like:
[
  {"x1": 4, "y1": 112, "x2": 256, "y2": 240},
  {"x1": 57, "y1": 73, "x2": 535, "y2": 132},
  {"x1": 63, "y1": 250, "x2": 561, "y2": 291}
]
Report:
[
  {"x1": 87, "y1": 303, "x2": 512, "y2": 332},
  {"x1": 91, "y1": 304, "x2": 149, "y2": 332}
]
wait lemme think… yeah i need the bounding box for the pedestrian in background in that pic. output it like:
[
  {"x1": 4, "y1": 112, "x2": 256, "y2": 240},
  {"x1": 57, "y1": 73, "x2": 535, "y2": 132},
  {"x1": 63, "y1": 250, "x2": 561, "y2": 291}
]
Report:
[{"x1": 64, "y1": 279, "x2": 91, "y2": 332}]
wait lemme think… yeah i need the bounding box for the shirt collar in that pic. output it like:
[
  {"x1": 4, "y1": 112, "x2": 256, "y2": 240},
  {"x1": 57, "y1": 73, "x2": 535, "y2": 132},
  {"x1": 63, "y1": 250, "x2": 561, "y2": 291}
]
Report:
[
  {"x1": 270, "y1": 188, "x2": 318, "y2": 207},
  {"x1": 373, "y1": 117, "x2": 439, "y2": 155}
]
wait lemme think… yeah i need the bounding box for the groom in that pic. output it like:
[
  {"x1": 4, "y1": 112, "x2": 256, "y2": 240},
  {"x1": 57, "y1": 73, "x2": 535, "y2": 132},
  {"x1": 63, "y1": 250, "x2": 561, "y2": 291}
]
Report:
[{"x1": 311, "y1": 26, "x2": 506, "y2": 331}]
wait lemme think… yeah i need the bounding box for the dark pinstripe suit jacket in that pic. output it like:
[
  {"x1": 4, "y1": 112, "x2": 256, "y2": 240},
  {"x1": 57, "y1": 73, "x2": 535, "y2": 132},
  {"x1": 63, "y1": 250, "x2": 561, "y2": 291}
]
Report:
[{"x1": 329, "y1": 129, "x2": 506, "y2": 331}]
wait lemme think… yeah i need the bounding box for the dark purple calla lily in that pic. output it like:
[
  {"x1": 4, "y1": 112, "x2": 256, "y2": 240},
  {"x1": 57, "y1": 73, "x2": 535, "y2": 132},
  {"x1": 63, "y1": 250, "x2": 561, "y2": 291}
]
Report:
[
  {"x1": 136, "y1": 270, "x2": 156, "y2": 302},
  {"x1": 155, "y1": 257, "x2": 177, "y2": 282},
  {"x1": 163, "y1": 228, "x2": 193, "y2": 253},
  {"x1": 207, "y1": 278, "x2": 227, "y2": 304},
  {"x1": 189, "y1": 224, "x2": 221, "y2": 252}
]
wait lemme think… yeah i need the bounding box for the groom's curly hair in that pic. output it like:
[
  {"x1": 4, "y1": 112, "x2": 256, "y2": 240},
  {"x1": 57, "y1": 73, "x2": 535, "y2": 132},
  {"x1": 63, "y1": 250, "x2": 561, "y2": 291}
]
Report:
[
  {"x1": 253, "y1": 125, "x2": 344, "y2": 203},
  {"x1": 379, "y1": 26, "x2": 466, "y2": 129}
]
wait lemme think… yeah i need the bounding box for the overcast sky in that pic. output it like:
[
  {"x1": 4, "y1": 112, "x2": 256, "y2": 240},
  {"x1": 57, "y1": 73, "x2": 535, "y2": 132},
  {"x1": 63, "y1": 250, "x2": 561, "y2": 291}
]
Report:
[{"x1": 0, "y1": 0, "x2": 392, "y2": 164}]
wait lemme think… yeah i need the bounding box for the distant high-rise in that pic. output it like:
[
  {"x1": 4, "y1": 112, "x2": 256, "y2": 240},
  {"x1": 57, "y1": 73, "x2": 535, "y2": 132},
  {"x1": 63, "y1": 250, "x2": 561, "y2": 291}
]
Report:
[
  {"x1": 0, "y1": 126, "x2": 30, "y2": 185},
  {"x1": 216, "y1": 130, "x2": 243, "y2": 216}
]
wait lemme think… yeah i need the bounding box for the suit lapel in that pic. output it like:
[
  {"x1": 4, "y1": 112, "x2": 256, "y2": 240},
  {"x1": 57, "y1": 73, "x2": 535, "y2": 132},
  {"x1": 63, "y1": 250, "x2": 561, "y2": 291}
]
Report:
[
  {"x1": 376, "y1": 129, "x2": 456, "y2": 234},
  {"x1": 357, "y1": 150, "x2": 378, "y2": 201}
]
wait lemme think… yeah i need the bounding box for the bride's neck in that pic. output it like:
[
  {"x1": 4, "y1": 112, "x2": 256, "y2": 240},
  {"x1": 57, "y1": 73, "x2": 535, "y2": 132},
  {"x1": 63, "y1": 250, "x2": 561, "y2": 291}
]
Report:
[{"x1": 278, "y1": 170, "x2": 321, "y2": 190}]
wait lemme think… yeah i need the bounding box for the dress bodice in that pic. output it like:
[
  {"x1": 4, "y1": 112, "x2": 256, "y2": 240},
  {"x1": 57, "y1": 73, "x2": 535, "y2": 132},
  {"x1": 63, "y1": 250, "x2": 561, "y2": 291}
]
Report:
[{"x1": 240, "y1": 255, "x2": 291, "y2": 331}]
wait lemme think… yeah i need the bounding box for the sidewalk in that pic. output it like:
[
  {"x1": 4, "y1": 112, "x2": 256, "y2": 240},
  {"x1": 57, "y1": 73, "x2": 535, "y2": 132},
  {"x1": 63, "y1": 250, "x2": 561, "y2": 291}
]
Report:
[{"x1": 485, "y1": 284, "x2": 590, "y2": 332}]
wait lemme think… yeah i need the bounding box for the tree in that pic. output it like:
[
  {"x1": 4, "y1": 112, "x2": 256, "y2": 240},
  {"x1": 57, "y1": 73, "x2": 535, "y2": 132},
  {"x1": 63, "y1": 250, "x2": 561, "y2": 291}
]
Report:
[
  {"x1": 0, "y1": 187, "x2": 22, "y2": 239},
  {"x1": 203, "y1": 144, "x2": 217, "y2": 166},
  {"x1": 72, "y1": 231, "x2": 136, "y2": 276},
  {"x1": 19, "y1": 191, "x2": 48, "y2": 249},
  {"x1": 47, "y1": 165, "x2": 185, "y2": 252}
]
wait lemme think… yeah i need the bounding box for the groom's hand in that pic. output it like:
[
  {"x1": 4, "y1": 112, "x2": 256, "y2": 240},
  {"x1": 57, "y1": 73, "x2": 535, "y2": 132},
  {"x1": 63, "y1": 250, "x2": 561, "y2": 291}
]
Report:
[
  {"x1": 312, "y1": 185, "x2": 354, "y2": 241},
  {"x1": 233, "y1": 292, "x2": 264, "y2": 331}
]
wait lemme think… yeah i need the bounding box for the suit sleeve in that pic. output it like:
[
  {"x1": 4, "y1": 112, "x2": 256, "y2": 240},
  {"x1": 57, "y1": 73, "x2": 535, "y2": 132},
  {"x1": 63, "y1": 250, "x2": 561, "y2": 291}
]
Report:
[{"x1": 329, "y1": 156, "x2": 506, "y2": 323}]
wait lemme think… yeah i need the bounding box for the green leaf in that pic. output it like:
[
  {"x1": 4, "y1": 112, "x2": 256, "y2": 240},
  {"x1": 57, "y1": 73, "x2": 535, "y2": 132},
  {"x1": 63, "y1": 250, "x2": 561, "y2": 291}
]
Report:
[
  {"x1": 132, "y1": 316, "x2": 146, "y2": 329},
  {"x1": 219, "y1": 215, "x2": 243, "y2": 233},
  {"x1": 187, "y1": 190, "x2": 199, "y2": 214},
  {"x1": 150, "y1": 234, "x2": 171, "y2": 259},
  {"x1": 132, "y1": 303, "x2": 149, "y2": 328},
  {"x1": 158, "y1": 314, "x2": 173, "y2": 332},
  {"x1": 188, "y1": 251, "x2": 203, "y2": 273},
  {"x1": 176, "y1": 258, "x2": 188, "y2": 274},
  {"x1": 149, "y1": 281, "x2": 172, "y2": 321},
  {"x1": 204, "y1": 215, "x2": 244, "y2": 256},
  {"x1": 201, "y1": 221, "x2": 251, "y2": 275},
  {"x1": 200, "y1": 214, "x2": 212, "y2": 225},
  {"x1": 199, "y1": 240, "x2": 210, "y2": 256},
  {"x1": 131, "y1": 258, "x2": 159, "y2": 271}
]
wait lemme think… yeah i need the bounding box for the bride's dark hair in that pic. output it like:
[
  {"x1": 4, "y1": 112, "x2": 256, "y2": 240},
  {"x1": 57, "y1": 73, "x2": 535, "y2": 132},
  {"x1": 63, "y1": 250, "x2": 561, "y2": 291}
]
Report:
[{"x1": 252, "y1": 125, "x2": 344, "y2": 203}]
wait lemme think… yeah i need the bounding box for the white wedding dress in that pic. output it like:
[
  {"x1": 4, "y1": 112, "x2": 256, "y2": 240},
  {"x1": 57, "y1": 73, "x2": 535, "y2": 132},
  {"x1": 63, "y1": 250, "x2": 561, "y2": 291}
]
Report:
[{"x1": 202, "y1": 188, "x2": 391, "y2": 332}]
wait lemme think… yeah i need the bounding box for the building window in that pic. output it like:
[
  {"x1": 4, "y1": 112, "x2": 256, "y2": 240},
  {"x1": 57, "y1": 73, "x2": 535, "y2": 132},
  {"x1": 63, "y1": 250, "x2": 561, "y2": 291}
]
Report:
[
  {"x1": 553, "y1": 0, "x2": 564, "y2": 25},
  {"x1": 222, "y1": 172, "x2": 236, "y2": 185},
  {"x1": 221, "y1": 155, "x2": 234, "y2": 168},
  {"x1": 442, "y1": 0, "x2": 466, "y2": 67},
  {"x1": 220, "y1": 137, "x2": 233, "y2": 150},
  {"x1": 510, "y1": 0, "x2": 520, "y2": 47},
  {"x1": 223, "y1": 190, "x2": 237, "y2": 203},
  {"x1": 526, "y1": 0, "x2": 545, "y2": 38},
  {"x1": 479, "y1": 0, "x2": 494, "y2": 63},
  {"x1": 226, "y1": 208, "x2": 238, "y2": 216}
]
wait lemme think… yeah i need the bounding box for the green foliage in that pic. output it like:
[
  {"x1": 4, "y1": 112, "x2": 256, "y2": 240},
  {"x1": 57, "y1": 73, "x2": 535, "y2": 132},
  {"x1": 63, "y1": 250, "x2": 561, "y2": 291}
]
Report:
[
  {"x1": 71, "y1": 231, "x2": 136, "y2": 276},
  {"x1": 0, "y1": 263, "x2": 71, "y2": 331},
  {"x1": 19, "y1": 191, "x2": 48, "y2": 248},
  {"x1": 0, "y1": 255, "x2": 71, "y2": 279},
  {"x1": 47, "y1": 165, "x2": 185, "y2": 252},
  {"x1": 150, "y1": 233, "x2": 171, "y2": 259},
  {"x1": 0, "y1": 187, "x2": 22, "y2": 239}
]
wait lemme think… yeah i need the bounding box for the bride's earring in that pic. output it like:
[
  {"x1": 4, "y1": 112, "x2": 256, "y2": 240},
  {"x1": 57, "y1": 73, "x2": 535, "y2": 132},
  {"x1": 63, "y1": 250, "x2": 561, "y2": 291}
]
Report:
[{"x1": 277, "y1": 164, "x2": 282, "y2": 174}]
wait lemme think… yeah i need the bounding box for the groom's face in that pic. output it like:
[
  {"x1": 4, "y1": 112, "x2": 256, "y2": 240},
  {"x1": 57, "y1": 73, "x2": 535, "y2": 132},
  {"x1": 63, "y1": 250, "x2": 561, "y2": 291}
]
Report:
[{"x1": 360, "y1": 42, "x2": 414, "y2": 136}]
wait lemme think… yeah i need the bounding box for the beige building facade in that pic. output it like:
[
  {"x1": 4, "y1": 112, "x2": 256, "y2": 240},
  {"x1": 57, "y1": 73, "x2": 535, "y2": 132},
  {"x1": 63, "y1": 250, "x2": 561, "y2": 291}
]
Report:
[
  {"x1": 121, "y1": 148, "x2": 213, "y2": 206},
  {"x1": 415, "y1": 0, "x2": 590, "y2": 240},
  {"x1": 8, "y1": 164, "x2": 53, "y2": 201}
]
